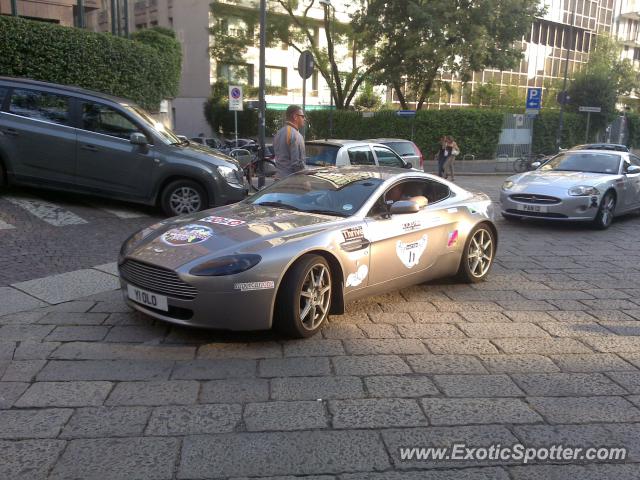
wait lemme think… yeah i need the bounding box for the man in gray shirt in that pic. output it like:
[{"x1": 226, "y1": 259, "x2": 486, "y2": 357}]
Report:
[{"x1": 273, "y1": 105, "x2": 306, "y2": 179}]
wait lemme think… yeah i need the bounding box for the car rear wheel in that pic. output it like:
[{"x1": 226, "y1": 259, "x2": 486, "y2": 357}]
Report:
[
  {"x1": 456, "y1": 224, "x2": 496, "y2": 283},
  {"x1": 160, "y1": 180, "x2": 208, "y2": 217},
  {"x1": 275, "y1": 254, "x2": 332, "y2": 338},
  {"x1": 593, "y1": 192, "x2": 615, "y2": 230}
]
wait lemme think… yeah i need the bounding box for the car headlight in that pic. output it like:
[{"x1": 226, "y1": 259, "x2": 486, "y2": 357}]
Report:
[
  {"x1": 502, "y1": 180, "x2": 514, "y2": 190},
  {"x1": 568, "y1": 185, "x2": 600, "y2": 196},
  {"x1": 190, "y1": 254, "x2": 261, "y2": 276},
  {"x1": 218, "y1": 165, "x2": 242, "y2": 185}
]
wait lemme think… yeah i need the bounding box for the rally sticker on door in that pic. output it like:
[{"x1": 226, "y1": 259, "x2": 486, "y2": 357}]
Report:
[
  {"x1": 346, "y1": 264, "x2": 368, "y2": 287},
  {"x1": 396, "y1": 234, "x2": 428, "y2": 268}
]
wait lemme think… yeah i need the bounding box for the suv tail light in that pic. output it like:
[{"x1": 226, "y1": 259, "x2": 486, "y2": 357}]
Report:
[{"x1": 413, "y1": 142, "x2": 424, "y2": 169}]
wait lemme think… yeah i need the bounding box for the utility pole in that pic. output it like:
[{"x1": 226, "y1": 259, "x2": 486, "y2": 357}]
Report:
[
  {"x1": 11, "y1": 0, "x2": 18, "y2": 16},
  {"x1": 111, "y1": 0, "x2": 117, "y2": 35},
  {"x1": 123, "y1": 0, "x2": 130, "y2": 38},
  {"x1": 555, "y1": 4, "x2": 577, "y2": 151},
  {"x1": 77, "y1": 0, "x2": 85, "y2": 28},
  {"x1": 257, "y1": 0, "x2": 267, "y2": 188}
]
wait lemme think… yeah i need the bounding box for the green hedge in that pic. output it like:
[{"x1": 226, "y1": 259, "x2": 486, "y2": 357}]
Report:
[
  {"x1": 531, "y1": 111, "x2": 591, "y2": 154},
  {"x1": 0, "y1": 17, "x2": 181, "y2": 111},
  {"x1": 206, "y1": 106, "x2": 504, "y2": 159}
]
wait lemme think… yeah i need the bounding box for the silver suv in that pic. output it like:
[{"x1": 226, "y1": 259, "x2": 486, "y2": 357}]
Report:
[{"x1": 0, "y1": 77, "x2": 248, "y2": 216}]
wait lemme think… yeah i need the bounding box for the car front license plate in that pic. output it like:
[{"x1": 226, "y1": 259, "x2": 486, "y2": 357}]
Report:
[
  {"x1": 127, "y1": 285, "x2": 168, "y2": 311},
  {"x1": 517, "y1": 204, "x2": 548, "y2": 213}
]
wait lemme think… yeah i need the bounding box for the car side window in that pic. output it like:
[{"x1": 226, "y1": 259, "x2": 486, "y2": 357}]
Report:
[
  {"x1": 81, "y1": 102, "x2": 143, "y2": 140},
  {"x1": 8, "y1": 89, "x2": 71, "y2": 126},
  {"x1": 367, "y1": 179, "x2": 451, "y2": 218},
  {"x1": 0, "y1": 87, "x2": 8, "y2": 110},
  {"x1": 630, "y1": 155, "x2": 640, "y2": 167},
  {"x1": 374, "y1": 146, "x2": 405, "y2": 168},
  {"x1": 348, "y1": 146, "x2": 375, "y2": 166}
]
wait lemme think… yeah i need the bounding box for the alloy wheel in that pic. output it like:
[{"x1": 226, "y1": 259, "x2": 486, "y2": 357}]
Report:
[
  {"x1": 169, "y1": 187, "x2": 202, "y2": 215},
  {"x1": 467, "y1": 228, "x2": 494, "y2": 278},
  {"x1": 299, "y1": 264, "x2": 331, "y2": 331}
]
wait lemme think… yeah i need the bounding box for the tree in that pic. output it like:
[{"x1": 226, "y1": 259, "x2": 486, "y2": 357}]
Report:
[
  {"x1": 353, "y1": 0, "x2": 544, "y2": 110},
  {"x1": 208, "y1": 0, "x2": 377, "y2": 109},
  {"x1": 353, "y1": 82, "x2": 382, "y2": 110},
  {"x1": 567, "y1": 35, "x2": 639, "y2": 128}
]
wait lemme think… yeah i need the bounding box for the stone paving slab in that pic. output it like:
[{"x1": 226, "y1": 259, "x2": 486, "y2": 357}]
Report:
[
  {"x1": 12, "y1": 269, "x2": 120, "y2": 304},
  {"x1": 0, "y1": 287, "x2": 48, "y2": 316}
]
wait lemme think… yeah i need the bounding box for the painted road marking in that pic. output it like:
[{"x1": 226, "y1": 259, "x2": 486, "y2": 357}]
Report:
[
  {"x1": 0, "y1": 218, "x2": 15, "y2": 230},
  {"x1": 3, "y1": 195, "x2": 88, "y2": 226}
]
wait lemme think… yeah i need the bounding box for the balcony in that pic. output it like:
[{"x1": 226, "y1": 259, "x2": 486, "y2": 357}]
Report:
[
  {"x1": 621, "y1": 1, "x2": 640, "y2": 20},
  {"x1": 622, "y1": 35, "x2": 640, "y2": 47}
]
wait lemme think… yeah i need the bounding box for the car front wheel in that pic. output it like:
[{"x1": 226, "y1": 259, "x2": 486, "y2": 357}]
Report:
[
  {"x1": 275, "y1": 254, "x2": 332, "y2": 338},
  {"x1": 593, "y1": 192, "x2": 615, "y2": 230},
  {"x1": 456, "y1": 224, "x2": 496, "y2": 283},
  {"x1": 160, "y1": 180, "x2": 208, "y2": 217}
]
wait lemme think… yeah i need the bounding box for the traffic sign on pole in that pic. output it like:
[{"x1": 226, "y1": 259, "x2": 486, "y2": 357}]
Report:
[
  {"x1": 526, "y1": 87, "x2": 542, "y2": 110},
  {"x1": 395, "y1": 110, "x2": 416, "y2": 118},
  {"x1": 578, "y1": 106, "x2": 601, "y2": 113},
  {"x1": 228, "y1": 86, "x2": 243, "y2": 111}
]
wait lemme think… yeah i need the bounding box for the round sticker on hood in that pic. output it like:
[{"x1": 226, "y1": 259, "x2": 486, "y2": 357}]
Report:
[
  {"x1": 343, "y1": 204, "x2": 353, "y2": 211},
  {"x1": 161, "y1": 224, "x2": 213, "y2": 246}
]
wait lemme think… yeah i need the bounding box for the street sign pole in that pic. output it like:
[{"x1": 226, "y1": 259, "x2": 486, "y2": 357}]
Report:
[
  {"x1": 234, "y1": 111, "x2": 238, "y2": 145},
  {"x1": 257, "y1": 0, "x2": 267, "y2": 188},
  {"x1": 302, "y1": 60, "x2": 307, "y2": 139},
  {"x1": 556, "y1": 4, "x2": 576, "y2": 151},
  {"x1": 111, "y1": 0, "x2": 117, "y2": 34},
  {"x1": 585, "y1": 112, "x2": 590, "y2": 143},
  {"x1": 11, "y1": 0, "x2": 17, "y2": 16}
]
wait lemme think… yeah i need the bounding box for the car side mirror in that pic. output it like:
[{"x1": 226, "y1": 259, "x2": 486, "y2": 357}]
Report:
[
  {"x1": 404, "y1": 162, "x2": 413, "y2": 169},
  {"x1": 531, "y1": 161, "x2": 541, "y2": 169},
  {"x1": 130, "y1": 133, "x2": 148, "y2": 146},
  {"x1": 389, "y1": 200, "x2": 420, "y2": 215},
  {"x1": 627, "y1": 165, "x2": 640, "y2": 175}
]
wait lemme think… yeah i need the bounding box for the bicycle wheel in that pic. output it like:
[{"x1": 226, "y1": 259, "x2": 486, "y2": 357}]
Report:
[
  {"x1": 248, "y1": 159, "x2": 277, "y2": 191},
  {"x1": 513, "y1": 157, "x2": 527, "y2": 173}
]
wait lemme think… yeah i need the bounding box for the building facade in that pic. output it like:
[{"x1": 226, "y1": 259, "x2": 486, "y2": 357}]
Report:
[{"x1": 0, "y1": 0, "x2": 99, "y2": 26}]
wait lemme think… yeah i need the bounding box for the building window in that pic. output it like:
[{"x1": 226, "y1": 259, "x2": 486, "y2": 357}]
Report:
[
  {"x1": 265, "y1": 66, "x2": 287, "y2": 88},
  {"x1": 217, "y1": 63, "x2": 254, "y2": 86}
]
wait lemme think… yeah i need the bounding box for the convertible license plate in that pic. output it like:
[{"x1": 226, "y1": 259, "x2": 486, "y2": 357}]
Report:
[
  {"x1": 127, "y1": 285, "x2": 168, "y2": 311},
  {"x1": 517, "y1": 204, "x2": 547, "y2": 213}
]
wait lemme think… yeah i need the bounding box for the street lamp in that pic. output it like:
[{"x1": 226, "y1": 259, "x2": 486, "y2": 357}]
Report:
[{"x1": 319, "y1": 0, "x2": 335, "y2": 138}]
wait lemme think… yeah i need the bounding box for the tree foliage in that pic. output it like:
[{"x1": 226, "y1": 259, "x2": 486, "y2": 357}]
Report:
[
  {"x1": 352, "y1": 0, "x2": 543, "y2": 109},
  {"x1": 0, "y1": 17, "x2": 181, "y2": 110},
  {"x1": 567, "y1": 35, "x2": 639, "y2": 131},
  {"x1": 209, "y1": 0, "x2": 373, "y2": 109}
]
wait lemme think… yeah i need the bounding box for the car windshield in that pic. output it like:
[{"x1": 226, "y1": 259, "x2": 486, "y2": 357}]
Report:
[
  {"x1": 306, "y1": 144, "x2": 339, "y2": 166},
  {"x1": 539, "y1": 152, "x2": 621, "y2": 174},
  {"x1": 125, "y1": 105, "x2": 182, "y2": 145},
  {"x1": 572, "y1": 144, "x2": 629, "y2": 152},
  {"x1": 248, "y1": 170, "x2": 384, "y2": 217},
  {"x1": 384, "y1": 141, "x2": 416, "y2": 156}
]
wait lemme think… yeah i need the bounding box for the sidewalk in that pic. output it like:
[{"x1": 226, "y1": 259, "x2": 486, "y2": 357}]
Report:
[{"x1": 423, "y1": 159, "x2": 516, "y2": 176}]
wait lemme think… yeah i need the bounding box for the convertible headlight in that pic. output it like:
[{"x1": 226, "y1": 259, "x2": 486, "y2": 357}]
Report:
[
  {"x1": 568, "y1": 185, "x2": 600, "y2": 196},
  {"x1": 190, "y1": 254, "x2": 261, "y2": 276},
  {"x1": 502, "y1": 180, "x2": 514, "y2": 190},
  {"x1": 218, "y1": 165, "x2": 242, "y2": 185}
]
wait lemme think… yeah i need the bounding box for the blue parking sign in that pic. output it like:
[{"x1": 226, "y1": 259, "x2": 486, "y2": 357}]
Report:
[{"x1": 526, "y1": 87, "x2": 542, "y2": 110}]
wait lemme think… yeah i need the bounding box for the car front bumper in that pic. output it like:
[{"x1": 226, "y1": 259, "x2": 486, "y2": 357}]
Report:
[{"x1": 500, "y1": 190, "x2": 600, "y2": 221}]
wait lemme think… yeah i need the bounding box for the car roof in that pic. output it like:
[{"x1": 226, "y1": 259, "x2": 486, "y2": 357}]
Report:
[
  {"x1": 570, "y1": 143, "x2": 629, "y2": 152},
  {"x1": 0, "y1": 76, "x2": 133, "y2": 105},
  {"x1": 365, "y1": 138, "x2": 414, "y2": 143},
  {"x1": 305, "y1": 139, "x2": 366, "y2": 147},
  {"x1": 295, "y1": 165, "x2": 437, "y2": 182}
]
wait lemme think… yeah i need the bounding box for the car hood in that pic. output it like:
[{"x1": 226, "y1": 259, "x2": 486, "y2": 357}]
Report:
[
  {"x1": 509, "y1": 170, "x2": 618, "y2": 192},
  {"x1": 168, "y1": 142, "x2": 241, "y2": 169},
  {"x1": 126, "y1": 202, "x2": 340, "y2": 269}
]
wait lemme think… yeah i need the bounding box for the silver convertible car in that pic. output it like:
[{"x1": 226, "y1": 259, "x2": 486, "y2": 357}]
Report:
[
  {"x1": 501, "y1": 150, "x2": 640, "y2": 229},
  {"x1": 118, "y1": 167, "x2": 497, "y2": 337}
]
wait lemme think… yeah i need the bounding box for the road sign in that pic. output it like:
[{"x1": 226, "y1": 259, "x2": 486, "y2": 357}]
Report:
[
  {"x1": 229, "y1": 86, "x2": 243, "y2": 111},
  {"x1": 396, "y1": 110, "x2": 416, "y2": 118},
  {"x1": 579, "y1": 106, "x2": 601, "y2": 113},
  {"x1": 526, "y1": 87, "x2": 542, "y2": 110},
  {"x1": 298, "y1": 51, "x2": 314, "y2": 79}
]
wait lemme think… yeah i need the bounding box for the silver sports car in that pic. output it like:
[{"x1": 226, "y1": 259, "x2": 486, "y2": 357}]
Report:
[
  {"x1": 118, "y1": 167, "x2": 497, "y2": 337},
  {"x1": 501, "y1": 150, "x2": 640, "y2": 229}
]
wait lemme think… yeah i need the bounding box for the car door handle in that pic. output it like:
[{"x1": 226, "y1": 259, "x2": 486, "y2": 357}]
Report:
[
  {"x1": 80, "y1": 145, "x2": 98, "y2": 152},
  {"x1": 341, "y1": 238, "x2": 371, "y2": 252},
  {"x1": 1, "y1": 128, "x2": 19, "y2": 137}
]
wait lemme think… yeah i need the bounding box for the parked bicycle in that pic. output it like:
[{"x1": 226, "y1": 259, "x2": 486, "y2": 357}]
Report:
[
  {"x1": 513, "y1": 153, "x2": 547, "y2": 173},
  {"x1": 227, "y1": 147, "x2": 277, "y2": 191}
]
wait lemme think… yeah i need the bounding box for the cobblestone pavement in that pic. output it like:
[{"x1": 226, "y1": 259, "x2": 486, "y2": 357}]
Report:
[{"x1": 1, "y1": 176, "x2": 640, "y2": 479}]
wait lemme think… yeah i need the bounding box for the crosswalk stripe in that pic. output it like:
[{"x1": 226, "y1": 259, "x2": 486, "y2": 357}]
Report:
[
  {"x1": 0, "y1": 219, "x2": 15, "y2": 230},
  {"x1": 94, "y1": 206, "x2": 149, "y2": 219},
  {"x1": 3, "y1": 195, "x2": 88, "y2": 226}
]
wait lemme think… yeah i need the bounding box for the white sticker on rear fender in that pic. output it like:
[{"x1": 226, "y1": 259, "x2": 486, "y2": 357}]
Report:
[{"x1": 396, "y1": 235, "x2": 428, "y2": 268}]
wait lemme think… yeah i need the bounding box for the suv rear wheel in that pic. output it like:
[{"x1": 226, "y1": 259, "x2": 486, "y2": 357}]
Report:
[{"x1": 160, "y1": 179, "x2": 208, "y2": 217}]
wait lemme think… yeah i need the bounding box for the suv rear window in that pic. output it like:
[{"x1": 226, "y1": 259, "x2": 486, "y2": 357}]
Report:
[
  {"x1": 306, "y1": 144, "x2": 339, "y2": 166},
  {"x1": 384, "y1": 141, "x2": 416, "y2": 157},
  {"x1": 9, "y1": 89, "x2": 70, "y2": 126}
]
